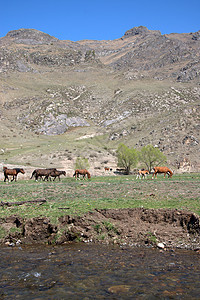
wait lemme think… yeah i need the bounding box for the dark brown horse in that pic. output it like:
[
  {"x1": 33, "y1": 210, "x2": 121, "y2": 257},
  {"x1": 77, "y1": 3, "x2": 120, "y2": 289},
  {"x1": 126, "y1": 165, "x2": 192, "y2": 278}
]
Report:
[
  {"x1": 48, "y1": 170, "x2": 66, "y2": 181},
  {"x1": 3, "y1": 166, "x2": 25, "y2": 182},
  {"x1": 152, "y1": 166, "x2": 173, "y2": 179},
  {"x1": 30, "y1": 168, "x2": 56, "y2": 181},
  {"x1": 73, "y1": 169, "x2": 91, "y2": 180}
]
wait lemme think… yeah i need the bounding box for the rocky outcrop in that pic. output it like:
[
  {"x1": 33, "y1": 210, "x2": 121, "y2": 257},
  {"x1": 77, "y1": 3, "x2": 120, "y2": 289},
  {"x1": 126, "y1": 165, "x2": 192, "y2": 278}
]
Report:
[
  {"x1": 123, "y1": 26, "x2": 161, "y2": 38},
  {"x1": 5, "y1": 28, "x2": 59, "y2": 45}
]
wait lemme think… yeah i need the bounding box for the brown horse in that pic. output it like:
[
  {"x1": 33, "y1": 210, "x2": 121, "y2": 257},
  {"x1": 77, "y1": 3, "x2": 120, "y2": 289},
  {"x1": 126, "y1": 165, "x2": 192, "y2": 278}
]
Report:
[
  {"x1": 3, "y1": 166, "x2": 25, "y2": 182},
  {"x1": 136, "y1": 169, "x2": 149, "y2": 179},
  {"x1": 30, "y1": 168, "x2": 56, "y2": 181},
  {"x1": 73, "y1": 169, "x2": 91, "y2": 180},
  {"x1": 104, "y1": 167, "x2": 112, "y2": 172},
  {"x1": 152, "y1": 166, "x2": 173, "y2": 179},
  {"x1": 48, "y1": 170, "x2": 66, "y2": 181}
]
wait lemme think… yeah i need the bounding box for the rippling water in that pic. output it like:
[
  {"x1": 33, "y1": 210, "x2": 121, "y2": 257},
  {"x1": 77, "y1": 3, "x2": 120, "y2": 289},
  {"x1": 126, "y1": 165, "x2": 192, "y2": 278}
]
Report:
[{"x1": 0, "y1": 243, "x2": 200, "y2": 299}]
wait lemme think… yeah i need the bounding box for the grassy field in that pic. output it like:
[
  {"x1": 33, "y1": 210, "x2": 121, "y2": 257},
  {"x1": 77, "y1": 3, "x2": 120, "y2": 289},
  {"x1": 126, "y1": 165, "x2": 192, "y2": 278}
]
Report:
[{"x1": 0, "y1": 173, "x2": 199, "y2": 224}]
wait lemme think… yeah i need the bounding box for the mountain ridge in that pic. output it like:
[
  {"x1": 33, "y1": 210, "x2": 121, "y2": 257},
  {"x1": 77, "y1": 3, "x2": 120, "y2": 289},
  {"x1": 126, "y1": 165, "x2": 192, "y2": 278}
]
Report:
[{"x1": 0, "y1": 26, "x2": 199, "y2": 174}]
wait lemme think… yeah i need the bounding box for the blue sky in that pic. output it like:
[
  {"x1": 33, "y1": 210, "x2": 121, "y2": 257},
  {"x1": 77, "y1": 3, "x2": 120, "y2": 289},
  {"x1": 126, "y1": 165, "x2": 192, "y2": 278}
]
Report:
[{"x1": 1, "y1": 0, "x2": 200, "y2": 41}]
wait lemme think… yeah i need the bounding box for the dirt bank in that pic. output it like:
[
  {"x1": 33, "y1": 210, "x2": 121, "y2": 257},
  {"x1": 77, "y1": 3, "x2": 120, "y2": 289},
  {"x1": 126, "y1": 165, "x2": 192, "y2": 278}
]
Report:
[{"x1": 1, "y1": 208, "x2": 200, "y2": 250}]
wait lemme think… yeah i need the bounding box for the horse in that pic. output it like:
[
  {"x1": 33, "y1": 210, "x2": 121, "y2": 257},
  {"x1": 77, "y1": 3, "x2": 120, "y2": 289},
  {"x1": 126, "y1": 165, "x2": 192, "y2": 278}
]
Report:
[
  {"x1": 73, "y1": 169, "x2": 91, "y2": 180},
  {"x1": 30, "y1": 168, "x2": 56, "y2": 181},
  {"x1": 3, "y1": 166, "x2": 25, "y2": 182},
  {"x1": 152, "y1": 166, "x2": 173, "y2": 179},
  {"x1": 136, "y1": 169, "x2": 149, "y2": 179},
  {"x1": 48, "y1": 170, "x2": 66, "y2": 181},
  {"x1": 104, "y1": 167, "x2": 112, "y2": 172}
]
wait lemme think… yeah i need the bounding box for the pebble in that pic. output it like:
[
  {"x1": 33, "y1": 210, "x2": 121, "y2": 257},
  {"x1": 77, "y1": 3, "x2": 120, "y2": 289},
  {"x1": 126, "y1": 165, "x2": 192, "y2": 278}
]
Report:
[{"x1": 157, "y1": 242, "x2": 165, "y2": 249}]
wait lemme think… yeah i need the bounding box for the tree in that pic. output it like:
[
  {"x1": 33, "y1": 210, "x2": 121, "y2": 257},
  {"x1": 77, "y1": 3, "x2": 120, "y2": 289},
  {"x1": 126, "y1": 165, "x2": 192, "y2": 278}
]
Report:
[
  {"x1": 139, "y1": 145, "x2": 167, "y2": 172},
  {"x1": 116, "y1": 143, "x2": 138, "y2": 175},
  {"x1": 75, "y1": 157, "x2": 90, "y2": 170}
]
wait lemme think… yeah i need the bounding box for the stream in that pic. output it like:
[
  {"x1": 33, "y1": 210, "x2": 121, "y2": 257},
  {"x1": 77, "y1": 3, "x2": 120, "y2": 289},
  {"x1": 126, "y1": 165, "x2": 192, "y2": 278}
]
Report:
[{"x1": 0, "y1": 243, "x2": 200, "y2": 299}]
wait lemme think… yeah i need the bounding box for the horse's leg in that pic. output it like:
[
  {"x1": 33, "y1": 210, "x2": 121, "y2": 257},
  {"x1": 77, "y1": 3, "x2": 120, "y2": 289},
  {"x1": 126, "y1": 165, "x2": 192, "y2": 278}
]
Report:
[{"x1": 4, "y1": 175, "x2": 8, "y2": 182}]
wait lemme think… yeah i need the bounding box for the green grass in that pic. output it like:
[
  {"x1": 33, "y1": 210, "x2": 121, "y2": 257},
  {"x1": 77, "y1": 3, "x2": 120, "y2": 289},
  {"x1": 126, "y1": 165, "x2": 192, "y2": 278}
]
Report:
[{"x1": 0, "y1": 173, "x2": 199, "y2": 224}]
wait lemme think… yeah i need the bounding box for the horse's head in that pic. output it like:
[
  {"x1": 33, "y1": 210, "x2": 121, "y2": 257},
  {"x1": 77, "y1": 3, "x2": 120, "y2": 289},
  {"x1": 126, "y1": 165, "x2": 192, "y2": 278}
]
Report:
[
  {"x1": 3, "y1": 166, "x2": 7, "y2": 171},
  {"x1": 20, "y1": 168, "x2": 25, "y2": 174},
  {"x1": 63, "y1": 171, "x2": 66, "y2": 176}
]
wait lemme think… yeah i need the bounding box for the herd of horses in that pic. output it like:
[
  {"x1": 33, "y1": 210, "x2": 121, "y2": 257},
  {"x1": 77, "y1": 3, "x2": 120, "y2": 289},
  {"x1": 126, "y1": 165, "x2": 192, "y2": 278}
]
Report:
[
  {"x1": 2, "y1": 166, "x2": 173, "y2": 182},
  {"x1": 2, "y1": 167, "x2": 91, "y2": 182}
]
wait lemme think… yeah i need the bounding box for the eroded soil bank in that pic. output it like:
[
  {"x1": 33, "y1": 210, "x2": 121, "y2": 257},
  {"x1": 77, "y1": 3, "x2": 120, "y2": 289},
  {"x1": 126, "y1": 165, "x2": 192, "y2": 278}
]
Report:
[{"x1": 1, "y1": 208, "x2": 200, "y2": 250}]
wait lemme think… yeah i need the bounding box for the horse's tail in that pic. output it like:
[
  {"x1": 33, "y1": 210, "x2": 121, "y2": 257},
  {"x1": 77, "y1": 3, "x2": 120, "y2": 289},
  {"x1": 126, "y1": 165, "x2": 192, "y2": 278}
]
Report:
[{"x1": 30, "y1": 170, "x2": 36, "y2": 179}]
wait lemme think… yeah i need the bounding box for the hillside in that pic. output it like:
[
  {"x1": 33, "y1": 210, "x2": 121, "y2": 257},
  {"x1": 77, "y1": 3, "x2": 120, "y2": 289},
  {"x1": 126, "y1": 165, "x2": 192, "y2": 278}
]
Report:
[{"x1": 0, "y1": 26, "x2": 199, "y2": 175}]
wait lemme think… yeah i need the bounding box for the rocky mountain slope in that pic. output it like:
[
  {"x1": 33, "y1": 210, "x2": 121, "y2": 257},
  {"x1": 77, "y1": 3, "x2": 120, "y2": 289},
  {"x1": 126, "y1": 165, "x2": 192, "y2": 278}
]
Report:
[{"x1": 0, "y1": 26, "x2": 199, "y2": 173}]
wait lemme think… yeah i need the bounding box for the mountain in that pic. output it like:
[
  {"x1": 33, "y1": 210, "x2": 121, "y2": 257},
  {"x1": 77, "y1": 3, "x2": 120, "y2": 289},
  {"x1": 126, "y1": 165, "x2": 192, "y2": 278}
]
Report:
[{"x1": 0, "y1": 26, "x2": 199, "y2": 174}]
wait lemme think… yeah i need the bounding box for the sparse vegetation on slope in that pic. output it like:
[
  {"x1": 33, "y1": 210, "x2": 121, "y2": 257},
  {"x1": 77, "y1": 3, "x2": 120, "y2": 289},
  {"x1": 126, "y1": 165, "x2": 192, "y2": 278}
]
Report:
[{"x1": 0, "y1": 27, "x2": 199, "y2": 173}]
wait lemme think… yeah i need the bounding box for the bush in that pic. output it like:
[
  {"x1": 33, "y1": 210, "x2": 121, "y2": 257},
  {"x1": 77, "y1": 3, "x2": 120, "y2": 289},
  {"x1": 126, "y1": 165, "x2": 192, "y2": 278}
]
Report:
[{"x1": 75, "y1": 156, "x2": 90, "y2": 170}]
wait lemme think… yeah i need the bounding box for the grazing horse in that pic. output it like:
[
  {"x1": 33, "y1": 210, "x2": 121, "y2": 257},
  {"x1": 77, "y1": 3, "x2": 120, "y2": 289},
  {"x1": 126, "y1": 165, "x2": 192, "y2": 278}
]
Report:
[
  {"x1": 48, "y1": 170, "x2": 66, "y2": 181},
  {"x1": 152, "y1": 167, "x2": 173, "y2": 179},
  {"x1": 136, "y1": 169, "x2": 149, "y2": 179},
  {"x1": 73, "y1": 169, "x2": 91, "y2": 180},
  {"x1": 30, "y1": 168, "x2": 56, "y2": 181},
  {"x1": 3, "y1": 166, "x2": 25, "y2": 182}
]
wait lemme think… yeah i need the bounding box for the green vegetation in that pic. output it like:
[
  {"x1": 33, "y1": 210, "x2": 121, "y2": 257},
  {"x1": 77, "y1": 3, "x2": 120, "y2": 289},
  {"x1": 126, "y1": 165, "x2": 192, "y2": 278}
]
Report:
[
  {"x1": 0, "y1": 173, "x2": 199, "y2": 225},
  {"x1": 75, "y1": 156, "x2": 90, "y2": 170},
  {"x1": 116, "y1": 143, "x2": 138, "y2": 174},
  {"x1": 139, "y1": 144, "x2": 167, "y2": 171},
  {"x1": 116, "y1": 143, "x2": 167, "y2": 173},
  {"x1": 146, "y1": 232, "x2": 158, "y2": 244}
]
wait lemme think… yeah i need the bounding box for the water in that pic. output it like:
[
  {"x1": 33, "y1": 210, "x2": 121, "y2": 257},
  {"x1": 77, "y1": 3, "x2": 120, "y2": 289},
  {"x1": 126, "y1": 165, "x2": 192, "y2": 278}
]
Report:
[{"x1": 0, "y1": 243, "x2": 200, "y2": 299}]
